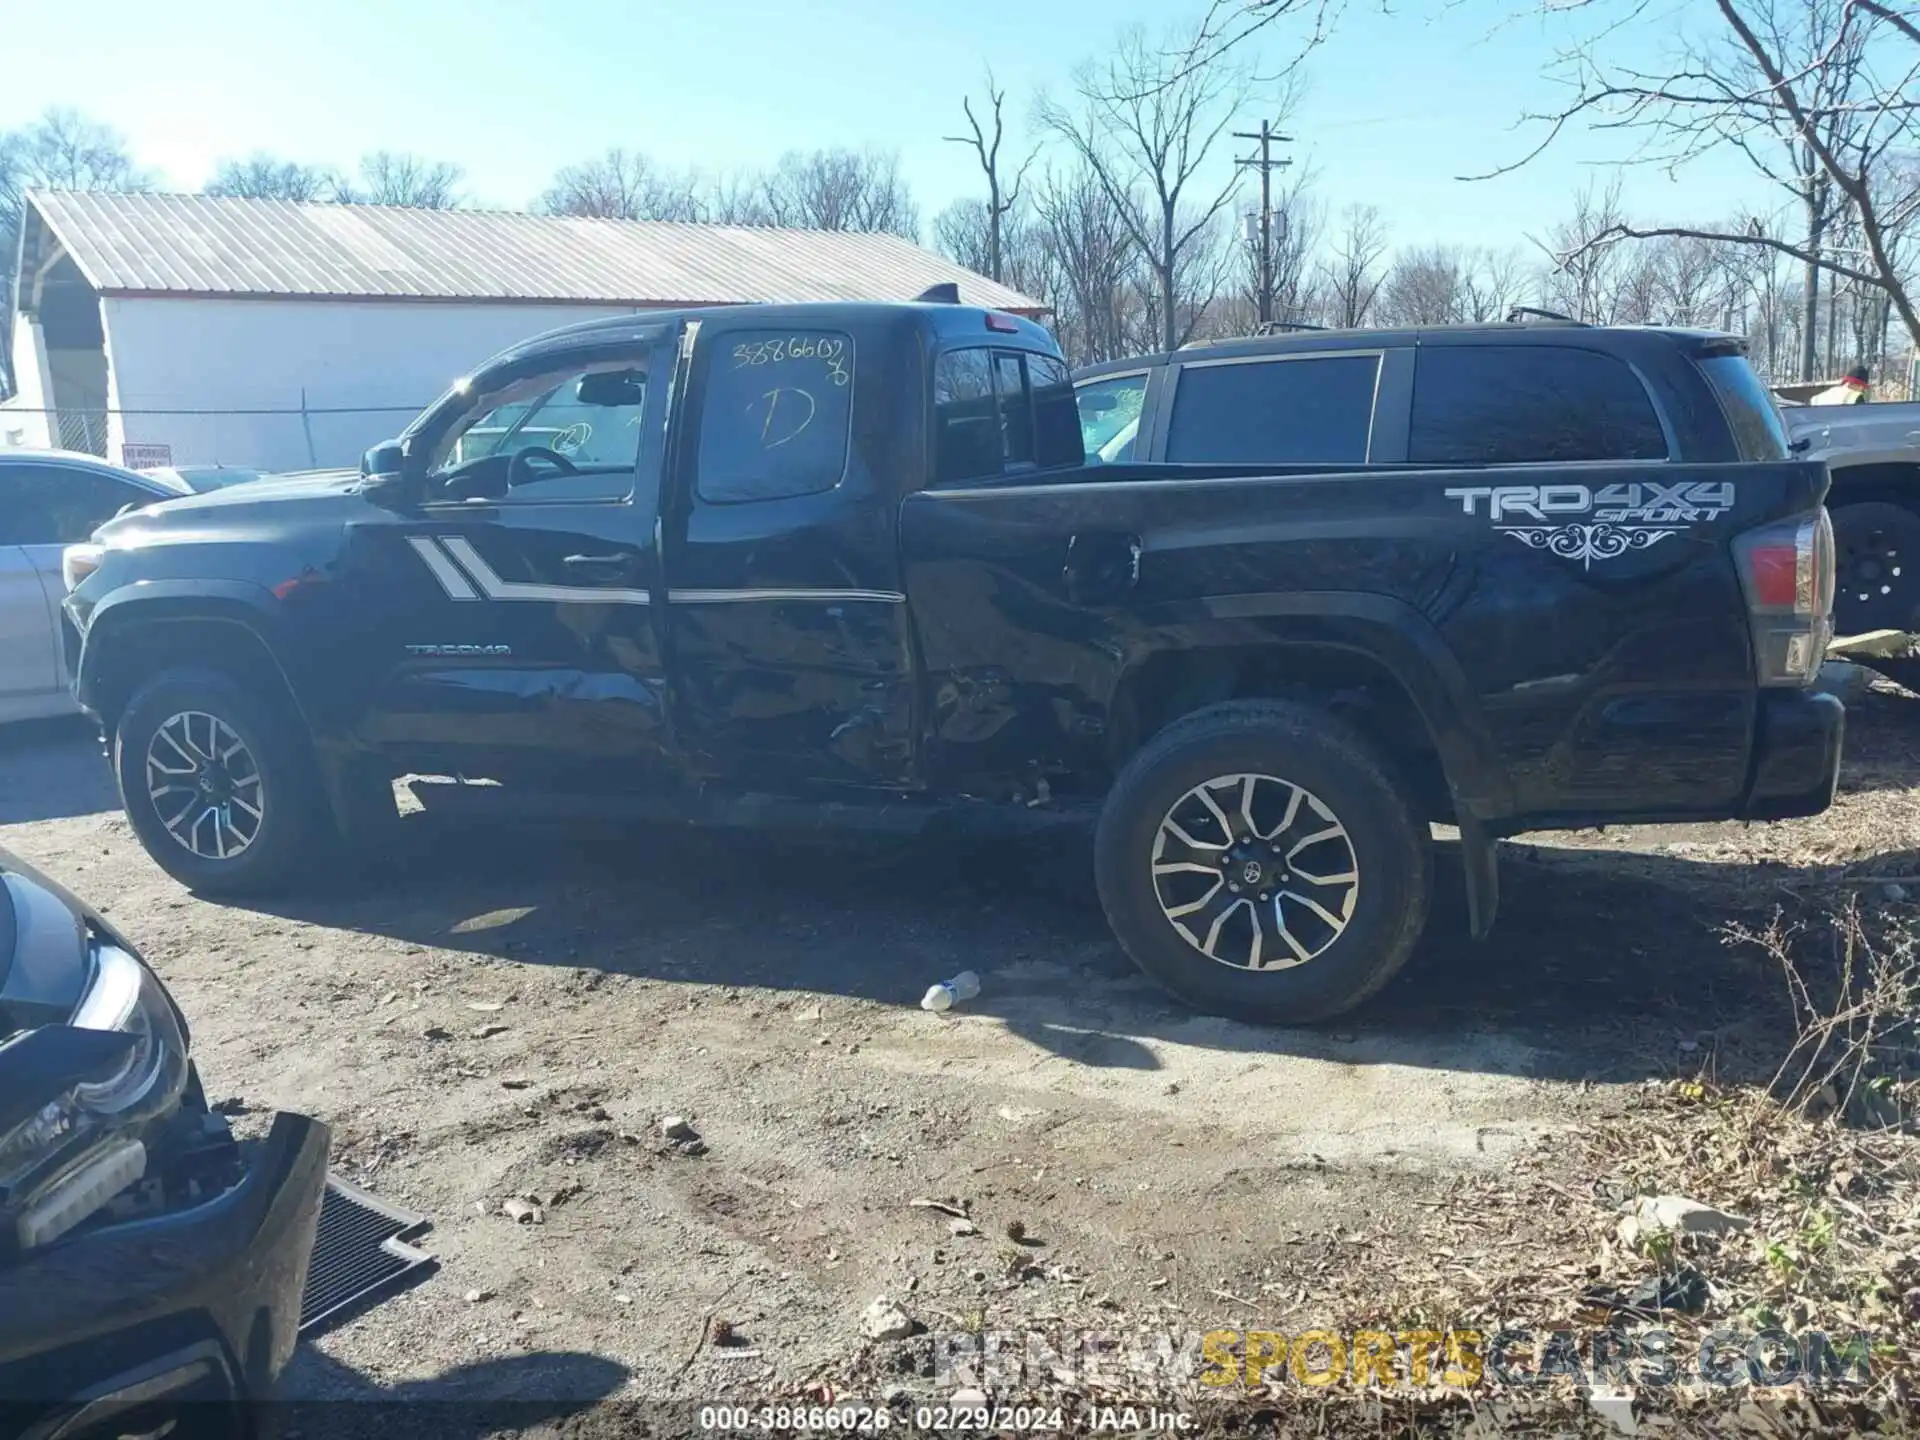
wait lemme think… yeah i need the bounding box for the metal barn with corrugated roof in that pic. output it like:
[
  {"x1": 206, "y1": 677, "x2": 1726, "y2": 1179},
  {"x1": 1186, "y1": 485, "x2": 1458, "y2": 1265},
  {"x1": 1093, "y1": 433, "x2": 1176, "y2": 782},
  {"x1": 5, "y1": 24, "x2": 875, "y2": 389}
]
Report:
[{"x1": 2, "y1": 191, "x2": 1045, "y2": 471}]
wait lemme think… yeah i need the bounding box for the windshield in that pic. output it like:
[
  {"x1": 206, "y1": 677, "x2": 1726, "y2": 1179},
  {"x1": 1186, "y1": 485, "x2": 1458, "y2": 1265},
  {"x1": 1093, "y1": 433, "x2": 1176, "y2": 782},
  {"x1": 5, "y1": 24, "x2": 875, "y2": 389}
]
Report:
[{"x1": 1697, "y1": 353, "x2": 1792, "y2": 461}]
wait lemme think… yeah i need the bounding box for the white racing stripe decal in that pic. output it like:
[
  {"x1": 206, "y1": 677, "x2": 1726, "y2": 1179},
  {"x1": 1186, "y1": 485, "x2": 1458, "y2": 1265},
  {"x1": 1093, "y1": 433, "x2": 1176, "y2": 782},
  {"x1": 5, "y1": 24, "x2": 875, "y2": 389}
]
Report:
[
  {"x1": 440, "y1": 536, "x2": 652, "y2": 606},
  {"x1": 409, "y1": 536, "x2": 904, "y2": 608},
  {"x1": 406, "y1": 537, "x2": 480, "y2": 600}
]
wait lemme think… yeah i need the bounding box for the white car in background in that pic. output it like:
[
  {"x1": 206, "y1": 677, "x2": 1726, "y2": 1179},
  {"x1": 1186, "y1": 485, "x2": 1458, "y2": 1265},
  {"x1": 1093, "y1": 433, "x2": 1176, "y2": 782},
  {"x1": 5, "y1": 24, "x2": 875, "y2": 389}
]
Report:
[
  {"x1": 1778, "y1": 400, "x2": 1920, "y2": 635},
  {"x1": 0, "y1": 449, "x2": 188, "y2": 723}
]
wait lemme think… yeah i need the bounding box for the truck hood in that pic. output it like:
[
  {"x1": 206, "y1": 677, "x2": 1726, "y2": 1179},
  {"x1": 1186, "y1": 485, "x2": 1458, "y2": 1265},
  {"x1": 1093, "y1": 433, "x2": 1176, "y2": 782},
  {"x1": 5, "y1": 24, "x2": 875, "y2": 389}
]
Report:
[
  {"x1": 1781, "y1": 400, "x2": 1920, "y2": 463},
  {"x1": 0, "y1": 847, "x2": 129, "y2": 1035},
  {"x1": 96, "y1": 468, "x2": 376, "y2": 546}
]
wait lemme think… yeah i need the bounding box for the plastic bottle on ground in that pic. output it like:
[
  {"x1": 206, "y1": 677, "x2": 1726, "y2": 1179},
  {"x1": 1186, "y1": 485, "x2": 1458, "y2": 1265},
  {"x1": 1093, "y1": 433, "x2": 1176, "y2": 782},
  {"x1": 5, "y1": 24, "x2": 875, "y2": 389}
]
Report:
[{"x1": 920, "y1": 970, "x2": 982, "y2": 1013}]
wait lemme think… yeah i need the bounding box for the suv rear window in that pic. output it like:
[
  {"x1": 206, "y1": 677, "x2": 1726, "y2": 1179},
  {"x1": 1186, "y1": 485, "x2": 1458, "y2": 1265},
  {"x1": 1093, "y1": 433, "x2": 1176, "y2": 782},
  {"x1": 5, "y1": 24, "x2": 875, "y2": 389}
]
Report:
[
  {"x1": 1410, "y1": 345, "x2": 1668, "y2": 464},
  {"x1": 1697, "y1": 353, "x2": 1791, "y2": 461},
  {"x1": 1166, "y1": 356, "x2": 1379, "y2": 464}
]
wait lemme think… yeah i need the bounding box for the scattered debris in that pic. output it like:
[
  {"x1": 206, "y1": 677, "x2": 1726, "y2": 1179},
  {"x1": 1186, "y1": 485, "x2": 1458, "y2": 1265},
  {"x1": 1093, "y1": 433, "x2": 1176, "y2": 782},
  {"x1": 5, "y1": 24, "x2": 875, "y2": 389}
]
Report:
[
  {"x1": 464, "y1": 1288, "x2": 491, "y2": 1304},
  {"x1": 1587, "y1": 1389, "x2": 1640, "y2": 1436},
  {"x1": 500, "y1": 1077, "x2": 534, "y2": 1090},
  {"x1": 860, "y1": 1296, "x2": 917, "y2": 1341},
  {"x1": 472, "y1": 1022, "x2": 509, "y2": 1039},
  {"x1": 661, "y1": 1115, "x2": 697, "y2": 1141},
  {"x1": 1582, "y1": 1267, "x2": 1709, "y2": 1319},
  {"x1": 908, "y1": 1197, "x2": 971, "y2": 1220},
  {"x1": 420, "y1": 1026, "x2": 452, "y2": 1041},
  {"x1": 710, "y1": 1317, "x2": 738, "y2": 1346},
  {"x1": 1004, "y1": 1218, "x2": 1028, "y2": 1243},
  {"x1": 613, "y1": 1293, "x2": 633, "y2": 1306},
  {"x1": 947, "y1": 1218, "x2": 978, "y2": 1237},
  {"x1": 466, "y1": 1001, "x2": 507, "y2": 1013},
  {"x1": 1625, "y1": 1194, "x2": 1752, "y2": 1236},
  {"x1": 503, "y1": 1197, "x2": 544, "y2": 1225}
]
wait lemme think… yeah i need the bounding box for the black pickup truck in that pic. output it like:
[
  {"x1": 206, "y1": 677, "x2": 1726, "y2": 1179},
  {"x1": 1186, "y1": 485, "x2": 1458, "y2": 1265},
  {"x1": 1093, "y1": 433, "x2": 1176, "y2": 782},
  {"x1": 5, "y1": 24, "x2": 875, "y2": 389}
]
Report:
[{"x1": 62, "y1": 301, "x2": 1842, "y2": 1023}]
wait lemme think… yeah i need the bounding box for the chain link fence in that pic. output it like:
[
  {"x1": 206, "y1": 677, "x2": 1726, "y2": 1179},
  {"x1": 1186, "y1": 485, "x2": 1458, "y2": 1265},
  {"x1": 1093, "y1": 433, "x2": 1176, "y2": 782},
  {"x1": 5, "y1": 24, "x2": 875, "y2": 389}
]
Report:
[{"x1": 0, "y1": 403, "x2": 428, "y2": 473}]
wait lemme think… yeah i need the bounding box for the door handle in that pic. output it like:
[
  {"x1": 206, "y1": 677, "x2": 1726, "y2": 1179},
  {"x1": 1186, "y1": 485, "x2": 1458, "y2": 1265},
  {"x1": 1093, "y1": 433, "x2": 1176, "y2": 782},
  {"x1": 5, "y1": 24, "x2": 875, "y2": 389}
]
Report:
[
  {"x1": 563, "y1": 552, "x2": 636, "y2": 576},
  {"x1": 1062, "y1": 531, "x2": 1142, "y2": 604}
]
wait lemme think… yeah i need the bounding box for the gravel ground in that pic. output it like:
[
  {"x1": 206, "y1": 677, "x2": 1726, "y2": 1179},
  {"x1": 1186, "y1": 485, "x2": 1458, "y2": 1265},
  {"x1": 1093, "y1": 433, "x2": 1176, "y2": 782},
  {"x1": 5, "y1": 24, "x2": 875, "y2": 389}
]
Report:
[{"x1": 2, "y1": 686, "x2": 1916, "y2": 1421}]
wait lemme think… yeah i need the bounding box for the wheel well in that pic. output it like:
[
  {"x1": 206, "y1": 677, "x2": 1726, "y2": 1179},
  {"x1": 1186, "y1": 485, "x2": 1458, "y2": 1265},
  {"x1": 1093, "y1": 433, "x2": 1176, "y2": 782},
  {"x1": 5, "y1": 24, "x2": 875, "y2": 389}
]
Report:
[
  {"x1": 1827, "y1": 462, "x2": 1920, "y2": 510},
  {"x1": 85, "y1": 613, "x2": 304, "y2": 738},
  {"x1": 1107, "y1": 646, "x2": 1452, "y2": 821}
]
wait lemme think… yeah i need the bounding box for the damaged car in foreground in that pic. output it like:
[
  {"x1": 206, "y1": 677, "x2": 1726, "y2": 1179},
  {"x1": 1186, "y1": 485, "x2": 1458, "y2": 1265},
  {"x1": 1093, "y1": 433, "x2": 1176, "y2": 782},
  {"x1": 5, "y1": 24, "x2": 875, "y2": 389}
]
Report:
[{"x1": 0, "y1": 848, "x2": 329, "y2": 1439}]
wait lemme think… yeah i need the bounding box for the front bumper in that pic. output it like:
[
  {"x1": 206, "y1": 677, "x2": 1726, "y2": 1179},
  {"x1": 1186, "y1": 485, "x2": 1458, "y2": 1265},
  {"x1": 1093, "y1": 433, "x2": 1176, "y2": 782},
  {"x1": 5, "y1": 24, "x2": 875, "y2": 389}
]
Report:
[
  {"x1": 1742, "y1": 688, "x2": 1846, "y2": 821},
  {"x1": 0, "y1": 1112, "x2": 330, "y2": 1437}
]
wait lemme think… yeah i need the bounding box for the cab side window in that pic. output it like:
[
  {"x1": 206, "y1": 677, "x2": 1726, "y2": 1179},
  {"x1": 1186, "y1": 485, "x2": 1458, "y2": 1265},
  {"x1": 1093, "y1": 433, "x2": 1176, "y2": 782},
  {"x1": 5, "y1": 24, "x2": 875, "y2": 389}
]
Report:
[
  {"x1": 696, "y1": 330, "x2": 857, "y2": 503},
  {"x1": 934, "y1": 347, "x2": 1083, "y2": 484},
  {"x1": 430, "y1": 361, "x2": 651, "y2": 504}
]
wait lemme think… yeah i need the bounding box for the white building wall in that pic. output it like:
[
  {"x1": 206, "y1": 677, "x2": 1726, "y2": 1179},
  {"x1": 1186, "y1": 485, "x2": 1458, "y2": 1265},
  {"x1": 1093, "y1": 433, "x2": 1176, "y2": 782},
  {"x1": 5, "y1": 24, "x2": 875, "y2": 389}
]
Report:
[
  {"x1": 0, "y1": 319, "x2": 55, "y2": 449},
  {"x1": 100, "y1": 296, "x2": 648, "y2": 471}
]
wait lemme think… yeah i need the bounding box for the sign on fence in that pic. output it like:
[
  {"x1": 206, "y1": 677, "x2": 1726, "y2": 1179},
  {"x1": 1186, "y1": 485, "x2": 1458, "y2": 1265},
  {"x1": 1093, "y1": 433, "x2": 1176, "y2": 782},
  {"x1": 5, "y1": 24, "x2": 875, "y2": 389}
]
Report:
[{"x1": 121, "y1": 443, "x2": 173, "y2": 470}]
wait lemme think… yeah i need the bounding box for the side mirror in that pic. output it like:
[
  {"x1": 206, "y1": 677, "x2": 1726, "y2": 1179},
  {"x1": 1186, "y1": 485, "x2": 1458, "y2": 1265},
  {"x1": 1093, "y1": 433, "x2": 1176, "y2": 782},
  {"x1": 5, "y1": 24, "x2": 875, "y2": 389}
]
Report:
[{"x1": 361, "y1": 439, "x2": 409, "y2": 480}]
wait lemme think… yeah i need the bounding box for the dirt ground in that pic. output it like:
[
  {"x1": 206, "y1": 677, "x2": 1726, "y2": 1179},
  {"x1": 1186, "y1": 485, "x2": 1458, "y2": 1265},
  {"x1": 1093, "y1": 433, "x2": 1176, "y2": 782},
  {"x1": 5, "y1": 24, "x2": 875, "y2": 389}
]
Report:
[{"x1": 3, "y1": 684, "x2": 1918, "y2": 1423}]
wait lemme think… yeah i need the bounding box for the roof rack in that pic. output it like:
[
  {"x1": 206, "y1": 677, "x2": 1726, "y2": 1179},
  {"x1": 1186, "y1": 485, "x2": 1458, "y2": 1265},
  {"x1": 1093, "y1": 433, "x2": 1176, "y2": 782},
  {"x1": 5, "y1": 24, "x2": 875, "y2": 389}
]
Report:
[{"x1": 1505, "y1": 306, "x2": 1588, "y2": 326}]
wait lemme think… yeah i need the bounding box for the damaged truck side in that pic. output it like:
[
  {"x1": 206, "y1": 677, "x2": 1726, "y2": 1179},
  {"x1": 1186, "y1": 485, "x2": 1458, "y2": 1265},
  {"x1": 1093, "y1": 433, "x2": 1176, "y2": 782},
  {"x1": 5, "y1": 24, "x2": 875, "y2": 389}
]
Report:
[{"x1": 64, "y1": 304, "x2": 1843, "y2": 1023}]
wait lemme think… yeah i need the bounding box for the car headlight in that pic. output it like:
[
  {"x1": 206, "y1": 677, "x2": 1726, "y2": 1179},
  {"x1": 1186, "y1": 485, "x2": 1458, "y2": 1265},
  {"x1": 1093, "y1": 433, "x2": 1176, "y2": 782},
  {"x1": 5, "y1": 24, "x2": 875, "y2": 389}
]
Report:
[
  {"x1": 62, "y1": 543, "x2": 104, "y2": 593},
  {"x1": 0, "y1": 943, "x2": 190, "y2": 1248}
]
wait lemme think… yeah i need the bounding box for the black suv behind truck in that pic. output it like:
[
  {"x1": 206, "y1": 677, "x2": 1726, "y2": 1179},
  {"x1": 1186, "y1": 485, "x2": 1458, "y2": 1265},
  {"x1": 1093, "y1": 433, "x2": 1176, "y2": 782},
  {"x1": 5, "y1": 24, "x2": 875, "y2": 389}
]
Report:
[{"x1": 64, "y1": 303, "x2": 1842, "y2": 1023}]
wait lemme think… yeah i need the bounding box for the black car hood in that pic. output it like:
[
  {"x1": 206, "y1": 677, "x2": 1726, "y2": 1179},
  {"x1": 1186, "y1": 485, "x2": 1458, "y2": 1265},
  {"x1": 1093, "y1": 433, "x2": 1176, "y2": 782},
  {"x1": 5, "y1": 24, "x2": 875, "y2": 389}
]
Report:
[{"x1": 96, "y1": 470, "x2": 377, "y2": 547}]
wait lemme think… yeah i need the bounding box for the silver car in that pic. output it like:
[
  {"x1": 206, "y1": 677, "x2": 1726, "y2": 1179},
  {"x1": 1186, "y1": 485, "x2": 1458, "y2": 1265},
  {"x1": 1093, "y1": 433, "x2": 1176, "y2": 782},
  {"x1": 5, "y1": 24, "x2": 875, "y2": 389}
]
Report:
[{"x1": 0, "y1": 450, "x2": 186, "y2": 723}]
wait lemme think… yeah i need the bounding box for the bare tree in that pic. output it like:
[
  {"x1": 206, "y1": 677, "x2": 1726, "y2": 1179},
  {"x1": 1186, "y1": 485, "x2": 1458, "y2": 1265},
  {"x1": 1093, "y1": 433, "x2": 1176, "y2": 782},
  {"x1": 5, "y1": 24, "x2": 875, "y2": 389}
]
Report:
[
  {"x1": 1459, "y1": 247, "x2": 1529, "y2": 321},
  {"x1": 1318, "y1": 203, "x2": 1388, "y2": 327},
  {"x1": 205, "y1": 154, "x2": 337, "y2": 202},
  {"x1": 702, "y1": 169, "x2": 774, "y2": 226},
  {"x1": 1378, "y1": 244, "x2": 1469, "y2": 325},
  {"x1": 1032, "y1": 161, "x2": 1143, "y2": 364},
  {"x1": 759, "y1": 148, "x2": 919, "y2": 237},
  {"x1": 539, "y1": 149, "x2": 700, "y2": 221},
  {"x1": 344, "y1": 151, "x2": 463, "y2": 209},
  {"x1": 0, "y1": 108, "x2": 150, "y2": 392},
  {"x1": 945, "y1": 70, "x2": 1035, "y2": 283},
  {"x1": 1480, "y1": 0, "x2": 1920, "y2": 357},
  {"x1": 1040, "y1": 24, "x2": 1256, "y2": 350},
  {"x1": 1534, "y1": 180, "x2": 1635, "y2": 322}
]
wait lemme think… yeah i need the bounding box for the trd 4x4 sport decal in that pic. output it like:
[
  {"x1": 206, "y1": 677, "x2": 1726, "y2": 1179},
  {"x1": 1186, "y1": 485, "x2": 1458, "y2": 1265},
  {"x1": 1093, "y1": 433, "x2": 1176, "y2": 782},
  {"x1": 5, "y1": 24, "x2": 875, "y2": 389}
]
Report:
[{"x1": 1444, "y1": 481, "x2": 1734, "y2": 570}]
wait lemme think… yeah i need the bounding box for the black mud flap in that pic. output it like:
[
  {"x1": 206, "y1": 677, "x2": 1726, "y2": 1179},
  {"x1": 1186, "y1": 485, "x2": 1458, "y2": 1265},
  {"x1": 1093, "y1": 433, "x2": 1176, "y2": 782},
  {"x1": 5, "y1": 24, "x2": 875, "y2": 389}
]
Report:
[
  {"x1": 299, "y1": 1176, "x2": 436, "y2": 1337},
  {"x1": 1457, "y1": 814, "x2": 1500, "y2": 939}
]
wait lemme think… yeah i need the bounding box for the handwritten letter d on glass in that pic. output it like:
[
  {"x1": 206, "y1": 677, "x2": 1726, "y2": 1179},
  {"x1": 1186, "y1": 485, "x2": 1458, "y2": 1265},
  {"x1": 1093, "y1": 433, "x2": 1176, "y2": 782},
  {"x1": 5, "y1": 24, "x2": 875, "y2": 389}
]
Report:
[{"x1": 697, "y1": 331, "x2": 856, "y2": 504}]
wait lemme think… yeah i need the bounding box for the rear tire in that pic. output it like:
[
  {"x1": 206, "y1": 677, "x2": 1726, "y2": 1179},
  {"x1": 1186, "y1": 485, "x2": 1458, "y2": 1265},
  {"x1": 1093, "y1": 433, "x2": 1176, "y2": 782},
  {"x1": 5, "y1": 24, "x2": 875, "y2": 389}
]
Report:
[
  {"x1": 114, "y1": 668, "x2": 323, "y2": 895},
  {"x1": 1831, "y1": 500, "x2": 1920, "y2": 636},
  {"x1": 1094, "y1": 699, "x2": 1431, "y2": 1024}
]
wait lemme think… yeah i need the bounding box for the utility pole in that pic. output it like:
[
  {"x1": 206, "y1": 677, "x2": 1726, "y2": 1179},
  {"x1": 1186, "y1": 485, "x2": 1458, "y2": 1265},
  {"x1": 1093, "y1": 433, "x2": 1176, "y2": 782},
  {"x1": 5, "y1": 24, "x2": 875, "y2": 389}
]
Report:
[{"x1": 1234, "y1": 120, "x2": 1293, "y2": 327}]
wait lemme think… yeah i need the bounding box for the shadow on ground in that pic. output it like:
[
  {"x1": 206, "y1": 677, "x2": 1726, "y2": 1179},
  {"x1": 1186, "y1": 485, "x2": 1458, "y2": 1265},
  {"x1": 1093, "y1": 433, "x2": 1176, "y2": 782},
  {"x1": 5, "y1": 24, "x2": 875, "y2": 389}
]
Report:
[
  {"x1": 281, "y1": 1346, "x2": 631, "y2": 1439},
  {"x1": 0, "y1": 717, "x2": 113, "y2": 825},
  {"x1": 227, "y1": 798, "x2": 1880, "y2": 1092}
]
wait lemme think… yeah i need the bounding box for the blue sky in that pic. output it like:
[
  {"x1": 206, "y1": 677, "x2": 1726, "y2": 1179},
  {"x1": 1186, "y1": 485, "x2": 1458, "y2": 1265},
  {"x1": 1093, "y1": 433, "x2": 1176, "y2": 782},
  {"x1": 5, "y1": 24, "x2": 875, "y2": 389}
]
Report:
[{"x1": 6, "y1": 0, "x2": 1772, "y2": 256}]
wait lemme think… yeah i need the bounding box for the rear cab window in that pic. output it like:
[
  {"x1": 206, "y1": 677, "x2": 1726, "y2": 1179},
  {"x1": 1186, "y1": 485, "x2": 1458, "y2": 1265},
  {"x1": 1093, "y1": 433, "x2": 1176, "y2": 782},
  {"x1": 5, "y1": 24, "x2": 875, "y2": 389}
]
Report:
[
  {"x1": 1409, "y1": 345, "x2": 1669, "y2": 464},
  {"x1": 1165, "y1": 354, "x2": 1381, "y2": 464},
  {"x1": 1695, "y1": 352, "x2": 1791, "y2": 461},
  {"x1": 933, "y1": 345, "x2": 1084, "y2": 485}
]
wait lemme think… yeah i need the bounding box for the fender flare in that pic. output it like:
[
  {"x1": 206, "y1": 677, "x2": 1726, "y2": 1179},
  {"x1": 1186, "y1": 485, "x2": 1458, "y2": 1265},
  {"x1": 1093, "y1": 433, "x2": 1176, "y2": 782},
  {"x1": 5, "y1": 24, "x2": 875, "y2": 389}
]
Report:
[
  {"x1": 72, "y1": 580, "x2": 288, "y2": 718},
  {"x1": 1116, "y1": 589, "x2": 1511, "y2": 936}
]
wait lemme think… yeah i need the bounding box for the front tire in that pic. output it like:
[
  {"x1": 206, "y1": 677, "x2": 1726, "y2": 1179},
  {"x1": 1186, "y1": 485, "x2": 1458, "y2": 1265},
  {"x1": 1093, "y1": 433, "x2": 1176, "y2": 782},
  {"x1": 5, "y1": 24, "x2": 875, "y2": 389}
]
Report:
[
  {"x1": 114, "y1": 668, "x2": 323, "y2": 895},
  {"x1": 1094, "y1": 699, "x2": 1431, "y2": 1024}
]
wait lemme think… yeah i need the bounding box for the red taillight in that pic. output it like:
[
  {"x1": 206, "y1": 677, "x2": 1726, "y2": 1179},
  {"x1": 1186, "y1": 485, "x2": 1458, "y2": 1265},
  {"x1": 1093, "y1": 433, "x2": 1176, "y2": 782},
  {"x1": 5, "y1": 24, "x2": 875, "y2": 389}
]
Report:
[
  {"x1": 1747, "y1": 542, "x2": 1803, "y2": 609},
  {"x1": 1734, "y1": 508, "x2": 1834, "y2": 686},
  {"x1": 985, "y1": 312, "x2": 1019, "y2": 333}
]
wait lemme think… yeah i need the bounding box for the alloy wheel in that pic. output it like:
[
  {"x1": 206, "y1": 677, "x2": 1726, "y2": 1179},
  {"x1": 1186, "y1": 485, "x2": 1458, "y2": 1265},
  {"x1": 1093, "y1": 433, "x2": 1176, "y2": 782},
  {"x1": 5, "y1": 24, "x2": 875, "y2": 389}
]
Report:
[
  {"x1": 1149, "y1": 772, "x2": 1360, "y2": 971},
  {"x1": 144, "y1": 711, "x2": 265, "y2": 861}
]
